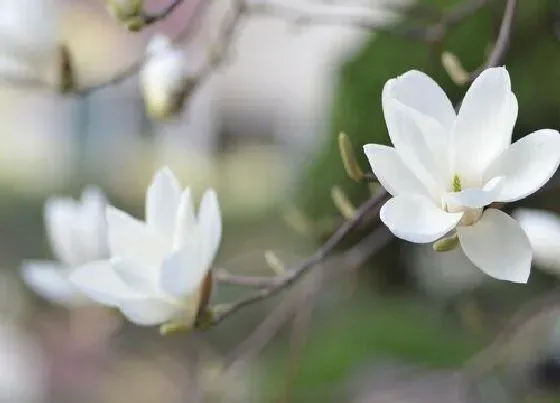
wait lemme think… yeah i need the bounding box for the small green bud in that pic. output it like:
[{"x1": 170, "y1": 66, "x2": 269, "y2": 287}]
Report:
[
  {"x1": 433, "y1": 234, "x2": 459, "y2": 252},
  {"x1": 338, "y1": 132, "x2": 367, "y2": 182},
  {"x1": 106, "y1": 0, "x2": 145, "y2": 30},
  {"x1": 452, "y1": 174, "x2": 462, "y2": 192},
  {"x1": 160, "y1": 322, "x2": 189, "y2": 336}
]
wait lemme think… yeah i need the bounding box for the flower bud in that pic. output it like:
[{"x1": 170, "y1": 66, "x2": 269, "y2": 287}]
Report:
[
  {"x1": 105, "y1": 0, "x2": 145, "y2": 32},
  {"x1": 141, "y1": 35, "x2": 193, "y2": 120},
  {"x1": 433, "y1": 234, "x2": 459, "y2": 252}
]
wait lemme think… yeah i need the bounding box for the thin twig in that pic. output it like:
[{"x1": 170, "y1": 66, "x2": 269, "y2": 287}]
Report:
[
  {"x1": 211, "y1": 188, "x2": 389, "y2": 325},
  {"x1": 222, "y1": 225, "x2": 393, "y2": 372},
  {"x1": 468, "y1": 0, "x2": 517, "y2": 80},
  {"x1": 143, "y1": 0, "x2": 186, "y2": 25},
  {"x1": 73, "y1": 0, "x2": 212, "y2": 96}
]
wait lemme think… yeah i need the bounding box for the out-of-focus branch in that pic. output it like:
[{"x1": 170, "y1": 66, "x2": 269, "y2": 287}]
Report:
[
  {"x1": 469, "y1": 0, "x2": 517, "y2": 80},
  {"x1": 463, "y1": 286, "x2": 560, "y2": 382},
  {"x1": 246, "y1": 0, "x2": 497, "y2": 43},
  {"x1": 222, "y1": 225, "x2": 392, "y2": 373},
  {"x1": 210, "y1": 188, "x2": 389, "y2": 326},
  {"x1": 443, "y1": 0, "x2": 517, "y2": 86},
  {"x1": 74, "y1": 0, "x2": 212, "y2": 96},
  {"x1": 143, "y1": 0, "x2": 186, "y2": 25}
]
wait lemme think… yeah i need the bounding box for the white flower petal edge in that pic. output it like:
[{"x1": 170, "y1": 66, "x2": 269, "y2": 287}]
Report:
[
  {"x1": 457, "y1": 209, "x2": 532, "y2": 284},
  {"x1": 442, "y1": 176, "x2": 504, "y2": 208},
  {"x1": 363, "y1": 144, "x2": 428, "y2": 197},
  {"x1": 485, "y1": 129, "x2": 560, "y2": 202},
  {"x1": 70, "y1": 261, "x2": 139, "y2": 307},
  {"x1": 146, "y1": 167, "x2": 182, "y2": 237},
  {"x1": 22, "y1": 261, "x2": 85, "y2": 306},
  {"x1": 452, "y1": 67, "x2": 517, "y2": 180},
  {"x1": 380, "y1": 195, "x2": 463, "y2": 243},
  {"x1": 513, "y1": 209, "x2": 560, "y2": 273}
]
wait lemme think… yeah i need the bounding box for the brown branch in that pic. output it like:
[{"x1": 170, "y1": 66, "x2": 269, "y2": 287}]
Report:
[
  {"x1": 468, "y1": 0, "x2": 517, "y2": 81},
  {"x1": 143, "y1": 0, "x2": 186, "y2": 25},
  {"x1": 210, "y1": 188, "x2": 389, "y2": 325},
  {"x1": 222, "y1": 225, "x2": 393, "y2": 372}
]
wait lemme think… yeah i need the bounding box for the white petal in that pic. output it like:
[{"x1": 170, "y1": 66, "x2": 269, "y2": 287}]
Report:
[
  {"x1": 111, "y1": 257, "x2": 159, "y2": 295},
  {"x1": 362, "y1": 144, "x2": 428, "y2": 197},
  {"x1": 452, "y1": 67, "x2": 517, "y2": 180},
  {"x1": 442, "y1": 176, "x2": 503, "y2": 208},
  {"x1": 383, "y1": 70, "x2": 456, "y2": 131},
  {"x1": 146, "y1": 166, "x2": 182, "y2": 237},
  {"x1": 106, "y1": 206, "x2": 168, "y2": 269},
  {"x1": 119, "y1": 298, "x2": 180, "y2": 326},
  {"x1": 75, "y1": 186, "x2": 109, "y2": 262},
  {"x1": 484, "y1": 129, "x2": 560, "y2": 202},
  {"x1": 21, "y1": 261, "x2": 83, "y2": 306},
  {"x1": 382, "y1": 98, "x2": 446, "y2": 196},
  {"x1": 512, "y1": 209, "x2": 560, "y2": 273},
  {"x1": 198, "y1": 190, "x2": 222, "y2": 265},
  {"x1": 173, "y1": 189, "x2": 197, "y2": 249},
  {"x1": 44, "y1": 197, "x2": 81, "y2": 267},
  {"x1": 380, "y1": 195, "x2": 463, "y2": 243},
  {"x1": 69, "y1": 260, "x2": 139, "y2": 307},
  {"x1": 159, "y1": 247, "x2": 207, "y2": 298},
  {"x1": 457, "y1": 209, "x2": 531, "y2": 283}
]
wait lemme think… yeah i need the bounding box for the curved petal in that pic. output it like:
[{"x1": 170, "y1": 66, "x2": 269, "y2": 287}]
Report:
[
  {"x1": 76, "y1": 186, "x2": 109, "y2": 261},
  {"x1": 21, "y1": 261, "x2": 84, "y2": 306},
  {"x1": 146, "y1": 166, "x2": 182, "y2": 237},
  {"x1": 173, "y1": 189, "x2": 196, "y2": 249},
  {"x1": 362, "y1": 144, "x2": 428, "y2": 197},
  {"x1": 442, "y1": 176, "x2": 503, "y2": 208},
  {"x1": 198, "y1": 190, "x2": 222, "y2": 265},
  {"x1": 484, "y1": 129, "x2": 560, "y2": 202},
  {"x1": 111, "y1": 257, "x2": 159, "y2": 295},
  {"x1": 69, "y1": 260, "x2": 139, "y2": 307},
  {"x1": 512, "y1": 209, "x2": 560, "y2": 273},
  {"x1": 382, "y1": 98, "x2": 446, "y2": 196},
  {"x1": 119, "y1": 298, "x2": 180, "y2": 326},
  {"x1": 106, "y1": 206, "x2": 168, "y2": 269},
  {"x1": 380, "y1": 195, "x2": 463, "y2": 243},
  {"x1": 452, "y1": 67, "x2": 517, "y2": 180},
  {"x1": 44, "y1": 197, "x2": 81, "y2": 267},
  {"x1": 457, "y1": 209, "x2": 531, "y2": 283},
  {"x1": 383, "y1": 70, "x2": 456, "y2": 132},
  {"x1": 159, "y1": 247, "x2": 207, "y2": 298}
]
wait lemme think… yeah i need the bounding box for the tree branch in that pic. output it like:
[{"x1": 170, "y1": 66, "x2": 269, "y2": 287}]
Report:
[
  {"x1": 210, "y1": 188, "x2": 389, "y2": 325},
  {"x1": 143, "y1": 0, "x2": 186, "y2": 25},
  {"x1": 468, "y1": 0, "x2": 517, "y2": 80}
]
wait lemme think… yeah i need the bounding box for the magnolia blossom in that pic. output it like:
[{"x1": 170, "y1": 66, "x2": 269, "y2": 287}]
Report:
[
  {"x1": 70, "y1": 167, "x2": 221, "y2": 327},
  {"x1": 513, "y1": 209, "x2": 560, "y2": 275},
  {"x1": 22, "y1": 187, "x2": 108, "y2": 306},
  {"x1": 0, "y1": 0, "x2": 60, "y2": 83},
  {"x1": 364, "y1": 67, "x2": 560, "y2": 283},
  {"x1": 141, "y1": 35, "x2": 191, "y2": 120}
]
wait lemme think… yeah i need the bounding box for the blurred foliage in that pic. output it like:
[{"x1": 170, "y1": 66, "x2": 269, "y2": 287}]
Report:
[{"x1": 261, "y1": 294, "x2": 487, "y2": 402}]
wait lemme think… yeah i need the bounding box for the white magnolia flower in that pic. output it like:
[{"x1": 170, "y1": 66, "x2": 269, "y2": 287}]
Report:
[
  {"x1": 0, "y1": 0, "x2": 60, "y2": 83},
  {"x1": 70, "y1": 167, "x2": 222, "y2": 328},
  {"x1": 141, "y1": 35, "x2": 191, "y2": 120},
  {"x1": 22, "y1": 187, "x2": 108, "y2": 306},
  {"x1": 363, "y1": 67, "x2": 560, "y2": 284},
  {"x1": 513, "y1": 209, "x2": 560, "y2": 275}
]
